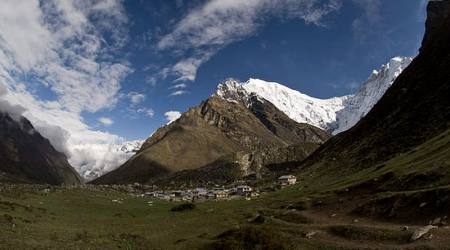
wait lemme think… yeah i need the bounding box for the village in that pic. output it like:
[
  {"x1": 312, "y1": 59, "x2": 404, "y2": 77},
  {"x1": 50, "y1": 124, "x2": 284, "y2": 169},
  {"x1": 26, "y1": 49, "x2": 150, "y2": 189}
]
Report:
[
  {"x1": 88, "y1": 175, "x2": 299, "y2": 203},
  {"x1": 132, "y1": 175, "x2": 298, "y2": 202}
]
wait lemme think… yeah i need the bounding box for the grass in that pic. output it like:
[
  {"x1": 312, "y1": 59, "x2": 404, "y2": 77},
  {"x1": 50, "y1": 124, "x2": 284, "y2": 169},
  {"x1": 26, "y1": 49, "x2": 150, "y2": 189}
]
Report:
[
  {"x1": 0, "y1": 185, "x2": 365, "y2": 250},
  {"x1": 328, "y1": 225, "x2": 410, "y2": 243},
  {"x1": 293, "y1": 128, "x2": 450, "y2": 196},
  {"x1": 0, "y1": 187, "x2": 264, "y2": 249}
]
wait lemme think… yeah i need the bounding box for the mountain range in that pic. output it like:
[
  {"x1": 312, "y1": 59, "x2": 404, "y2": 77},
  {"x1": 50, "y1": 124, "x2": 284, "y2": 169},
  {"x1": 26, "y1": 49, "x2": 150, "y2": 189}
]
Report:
[
  {"x1": 0, "y1": 55, "x2": 414, "y2": 185},
  {"x1": 92, "y1": 54, "x2": 412, "y2": 184},
  {"x1": 0, "y1": 8, "x2": 430, "y2": 187},
  {"x1": 236, "y1": 56, "x2": 412, "y2": 135}
]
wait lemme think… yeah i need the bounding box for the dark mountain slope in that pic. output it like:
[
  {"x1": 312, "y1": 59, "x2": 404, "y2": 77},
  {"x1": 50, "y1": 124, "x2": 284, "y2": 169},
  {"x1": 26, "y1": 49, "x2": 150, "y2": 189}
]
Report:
[
  {"x1": 297, "y1": 0, "x2": 450, "y2": 189},
  {"x1": 92, "y1": 82, "x2": 329, "y2": 184},
  {"x1": 0, "y1": 113, "x2": 82, "y2": 185}
]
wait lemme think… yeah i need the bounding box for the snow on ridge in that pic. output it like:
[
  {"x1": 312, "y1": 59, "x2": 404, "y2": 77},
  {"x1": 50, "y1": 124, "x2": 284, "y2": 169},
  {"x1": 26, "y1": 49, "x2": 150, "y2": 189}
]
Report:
[
  {"x1": 214, "y1": 56, "x2": 413, "y2": 134},
  {"x1": 332, "y1": 56, "x2": 413, "y2": 134},
  {"x1": 242, "y1": 78, "x2": 348, "y2": 130}
]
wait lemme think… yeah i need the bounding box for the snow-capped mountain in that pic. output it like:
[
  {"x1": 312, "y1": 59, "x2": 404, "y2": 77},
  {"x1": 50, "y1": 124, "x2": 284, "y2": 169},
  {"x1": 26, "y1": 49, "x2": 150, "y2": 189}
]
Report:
[
  {"x1": 332, "y1": 57, "x2": 412, "y2": 134},
  {"x1": 119, "y1": 140, "x2": 143, "y2": 154},
  {"x1": 216, "y1": 56, "x2": 412, "y2": 134},
  {"x1": 242, "y1": 79, "x2": 349, "y2": 131}
]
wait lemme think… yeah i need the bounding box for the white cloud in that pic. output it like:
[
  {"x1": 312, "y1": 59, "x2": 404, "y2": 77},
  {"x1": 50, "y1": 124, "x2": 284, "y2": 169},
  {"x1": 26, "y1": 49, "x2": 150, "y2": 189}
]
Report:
[
  {"x1": 128, "y1": 92, "x2": 146, "y2": 105},
  {"x1": 170, "y1": 83, "x2": 188, "y2": 89},
  {"x1": 70, "y1": 140, "x2": 143, "y2": 181},
  {"x1": 170, "y1": 53, "x2": 214, "y2": 82},
  {"x1": 0, "y1": 83, "x2": 26, "y2": 121},
  {"x1": 170, "y1": 90, "x2": 189, "y2": 96},
  {"x1": 157, "y1": 0, "x2": 342, "y2": 83},
  {"x1": 164, "y1": 111, "x2": 182, "y2": 124},
  {"x1": 124, "y1": 91, "x2": 155, "y2": 119},
  {"x1": 98, "y1": 117, "x2": 114, "y2": 126},
  {"x1": 0, "y1": 0, "x2": 136, "y2": 180},
  {"x1": 145, "y1": 76, "x2": 158, "y2": 86},
  {"x1": 1, "y1": 83, "x2": 136, "y2": 180},
  {"x1": 137, "y1": 108, "x2": 155, "y2": 118},
  {"x1": 0, "y1": 0, "x2": 131, "y2": 113}
]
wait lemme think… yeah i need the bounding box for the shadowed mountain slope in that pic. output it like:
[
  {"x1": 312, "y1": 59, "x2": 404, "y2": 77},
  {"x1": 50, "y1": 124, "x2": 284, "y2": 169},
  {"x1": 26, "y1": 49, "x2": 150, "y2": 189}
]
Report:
[
  {"x1": 296, "y1": 0, "x2": 450, "y2": 190},
  {"x1": 0, "y1": 113, "x2": 82, "y2": 185}
]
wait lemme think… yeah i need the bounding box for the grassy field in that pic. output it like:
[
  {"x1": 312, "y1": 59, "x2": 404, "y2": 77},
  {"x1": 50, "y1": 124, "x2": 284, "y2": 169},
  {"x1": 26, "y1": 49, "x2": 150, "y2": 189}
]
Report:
[
  {"x1": 0, "y1": 187, "x2": 256, "y2": 249},
  {"x1": 1, "y1": 183, "x2": 450, "y2": 250}
]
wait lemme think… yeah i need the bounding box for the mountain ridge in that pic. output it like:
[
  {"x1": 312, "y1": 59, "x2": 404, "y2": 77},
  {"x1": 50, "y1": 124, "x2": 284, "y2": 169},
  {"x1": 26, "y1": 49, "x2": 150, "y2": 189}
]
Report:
[{"x1": 237, "y1": 56, "x2": 412, "y2": 134}]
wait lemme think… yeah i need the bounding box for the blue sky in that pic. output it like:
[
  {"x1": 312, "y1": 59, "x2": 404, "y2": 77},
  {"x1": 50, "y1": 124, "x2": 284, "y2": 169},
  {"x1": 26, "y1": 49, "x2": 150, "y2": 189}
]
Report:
[
  {"x1": 107, "y1": 0, "x2": 427, "y2": 140},
  {"x1": 0, "y1": 0, "x2": 428, "y2": 176}
]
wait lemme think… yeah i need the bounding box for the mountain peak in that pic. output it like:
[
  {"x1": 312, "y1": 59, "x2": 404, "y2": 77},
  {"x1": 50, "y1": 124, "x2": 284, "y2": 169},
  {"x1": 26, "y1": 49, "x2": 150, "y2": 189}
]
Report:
[{"x1": 215, "y1": 78, "x2": 249, "y2": 103}]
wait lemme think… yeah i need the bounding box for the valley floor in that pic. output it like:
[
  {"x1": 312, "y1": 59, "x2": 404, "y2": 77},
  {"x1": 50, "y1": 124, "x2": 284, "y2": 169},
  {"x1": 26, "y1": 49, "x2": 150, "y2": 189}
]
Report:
[{"x1": 1, "y1": 183, "x2": 450, "y2": 250}]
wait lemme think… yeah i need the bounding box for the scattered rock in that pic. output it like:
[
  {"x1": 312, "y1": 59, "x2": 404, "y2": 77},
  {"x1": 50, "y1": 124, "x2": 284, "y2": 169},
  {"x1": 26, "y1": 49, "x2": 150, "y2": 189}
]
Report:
[
  {"x1": 431, "y1": 217, "x2": 441, "y2": 226},
  {"x1": 353, "y1": 219, "x2": 359, "y2": 223},
  {"x1": 419, "y1": 202, "x2": 427, "y2": 208},
  {"x1": 329, "y1": 213, "x2": 337, "y2": 218},
  {"x1": 252, "y1": 215, "x2": 268, "y2": 224},
  {"x1": 410, "y1": 225, "x2": 437, "y2": 242},
  {"x1": 313, "y1": 200, "x2": 323, "y2": 206},
  {"x1": 305, "y1": 231, "x2": 317, "y2": 239},
  {"x1": 401, "y1": 226, "x2": 409, "y2": 231}
]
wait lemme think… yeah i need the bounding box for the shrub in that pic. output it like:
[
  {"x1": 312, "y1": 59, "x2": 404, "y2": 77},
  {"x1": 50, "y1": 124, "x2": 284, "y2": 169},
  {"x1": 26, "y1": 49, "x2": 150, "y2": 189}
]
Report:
[{"x1": 170, "y1": 203, "x2": 196, "y2": 212}]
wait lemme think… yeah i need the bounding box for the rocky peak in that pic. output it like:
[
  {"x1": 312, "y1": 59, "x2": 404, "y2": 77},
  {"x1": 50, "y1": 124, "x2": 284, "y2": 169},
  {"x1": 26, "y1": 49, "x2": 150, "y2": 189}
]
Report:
[
  {"x1": 215, "y1": 79, "x2": 263, "y2": 107},
  {"x1": 216, "y1": 79, "x2": 247, "y2": 100}
]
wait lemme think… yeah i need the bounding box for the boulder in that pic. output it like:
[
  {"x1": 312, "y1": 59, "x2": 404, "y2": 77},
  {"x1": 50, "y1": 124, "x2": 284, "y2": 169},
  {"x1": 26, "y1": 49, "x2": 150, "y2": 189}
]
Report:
[{"x1": 410, "y1": 225, "x2": 437, "y2": 242}]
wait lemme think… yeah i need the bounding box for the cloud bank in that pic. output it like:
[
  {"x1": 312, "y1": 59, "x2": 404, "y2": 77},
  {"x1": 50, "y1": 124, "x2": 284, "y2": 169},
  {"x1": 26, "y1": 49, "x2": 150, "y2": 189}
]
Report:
[{"x1": 0, "y1": 0, "x2": 136, "y2": 180}]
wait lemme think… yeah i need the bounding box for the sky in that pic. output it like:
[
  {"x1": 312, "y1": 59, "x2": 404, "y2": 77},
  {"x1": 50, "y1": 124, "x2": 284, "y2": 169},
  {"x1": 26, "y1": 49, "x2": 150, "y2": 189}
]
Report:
[{"x1": 0, "y1": 0, "x2": 428, "y2": 178}]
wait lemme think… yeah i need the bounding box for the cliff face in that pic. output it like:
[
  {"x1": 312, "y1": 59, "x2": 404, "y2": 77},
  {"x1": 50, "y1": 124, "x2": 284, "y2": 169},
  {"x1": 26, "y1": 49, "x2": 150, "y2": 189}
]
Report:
[{"x1": 0, "y1": 113, "x2": 83, "y2": 185}]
